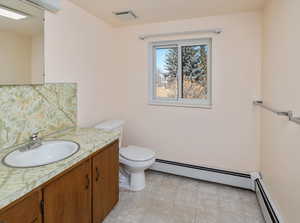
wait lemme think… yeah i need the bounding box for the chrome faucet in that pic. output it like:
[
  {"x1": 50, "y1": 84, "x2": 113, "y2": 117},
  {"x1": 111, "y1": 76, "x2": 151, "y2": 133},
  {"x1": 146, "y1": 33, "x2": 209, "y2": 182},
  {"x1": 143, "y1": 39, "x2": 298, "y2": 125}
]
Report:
[
  {"x1": 27, "y1": 132, "x2": 42, "y2": 150},
  {"x1": 18, "y1": 132, "x2": 42, "y2": 152}
]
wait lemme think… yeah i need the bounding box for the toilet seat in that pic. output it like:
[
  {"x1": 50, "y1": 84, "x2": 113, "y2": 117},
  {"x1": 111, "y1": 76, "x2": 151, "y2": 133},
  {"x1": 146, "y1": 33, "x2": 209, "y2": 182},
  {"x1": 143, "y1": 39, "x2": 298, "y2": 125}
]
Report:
[{"x1": 120, "y1": 146, "x2": 155, "y2": 162}]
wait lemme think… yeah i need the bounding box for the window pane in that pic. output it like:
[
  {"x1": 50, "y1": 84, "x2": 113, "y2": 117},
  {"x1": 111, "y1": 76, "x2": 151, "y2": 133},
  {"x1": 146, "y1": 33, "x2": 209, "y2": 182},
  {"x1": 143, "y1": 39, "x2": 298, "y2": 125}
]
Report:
[
  {"x1": 182, "y1": 45, "x2": 208, "y2": 99},
  {"x1": 155, "y1": 47, "x2": 178, "y2": 99}
]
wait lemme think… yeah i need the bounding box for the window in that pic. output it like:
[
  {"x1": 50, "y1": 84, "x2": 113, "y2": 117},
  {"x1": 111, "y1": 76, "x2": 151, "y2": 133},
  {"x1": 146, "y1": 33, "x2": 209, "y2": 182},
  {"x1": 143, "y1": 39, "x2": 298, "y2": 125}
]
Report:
[{"x1": 149, "y1": 38, "x2": 212, "y2": 107}]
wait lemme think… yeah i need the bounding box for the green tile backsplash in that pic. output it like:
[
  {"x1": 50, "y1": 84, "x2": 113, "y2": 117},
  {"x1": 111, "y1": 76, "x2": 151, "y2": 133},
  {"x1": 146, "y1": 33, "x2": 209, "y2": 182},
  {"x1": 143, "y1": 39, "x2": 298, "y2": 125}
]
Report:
[{"x1": 0, "y1": 83, "x2": 77, "y2": 150}]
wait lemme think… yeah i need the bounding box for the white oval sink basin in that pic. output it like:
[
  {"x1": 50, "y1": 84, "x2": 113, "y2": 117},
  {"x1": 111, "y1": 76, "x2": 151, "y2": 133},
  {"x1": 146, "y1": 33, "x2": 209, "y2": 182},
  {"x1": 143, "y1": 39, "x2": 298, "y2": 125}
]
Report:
[{"x1": 3, "y1": 140, "x2": 80, "y2": 168}]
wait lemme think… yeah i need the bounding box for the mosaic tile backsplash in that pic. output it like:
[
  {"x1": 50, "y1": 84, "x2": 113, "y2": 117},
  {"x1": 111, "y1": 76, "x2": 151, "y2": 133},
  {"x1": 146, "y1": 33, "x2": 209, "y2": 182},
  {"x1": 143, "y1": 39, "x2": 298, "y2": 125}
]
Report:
[{"x1": 0, "y1": 83, "x2": 77, "y2": 151}]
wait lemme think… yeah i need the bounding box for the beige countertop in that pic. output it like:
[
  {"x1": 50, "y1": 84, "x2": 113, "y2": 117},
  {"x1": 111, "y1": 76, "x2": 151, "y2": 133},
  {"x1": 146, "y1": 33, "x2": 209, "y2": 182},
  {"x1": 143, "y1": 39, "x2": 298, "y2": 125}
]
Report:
[{"x1": 0, "y1": 127, "x2": 120, "y2": 210}]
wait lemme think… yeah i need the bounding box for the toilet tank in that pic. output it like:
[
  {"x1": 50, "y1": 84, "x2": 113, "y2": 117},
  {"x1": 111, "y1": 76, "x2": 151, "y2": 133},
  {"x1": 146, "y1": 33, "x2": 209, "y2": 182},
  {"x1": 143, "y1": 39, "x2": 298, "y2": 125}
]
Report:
[{"x1": 94, "y1": 120, "x2": 125, "y2": 148}]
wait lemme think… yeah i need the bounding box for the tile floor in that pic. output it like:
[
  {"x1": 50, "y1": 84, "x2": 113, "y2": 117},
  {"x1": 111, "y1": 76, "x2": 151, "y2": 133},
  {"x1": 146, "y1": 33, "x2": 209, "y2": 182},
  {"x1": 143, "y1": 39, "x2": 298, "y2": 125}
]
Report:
[{"x1": 104, "y1": 171, "x2": 265, "y2": 223}]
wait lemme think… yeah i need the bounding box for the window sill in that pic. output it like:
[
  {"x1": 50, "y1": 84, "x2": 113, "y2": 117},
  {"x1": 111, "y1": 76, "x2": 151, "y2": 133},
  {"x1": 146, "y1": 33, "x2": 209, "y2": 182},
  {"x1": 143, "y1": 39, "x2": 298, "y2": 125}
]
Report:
[{"x1": 148, "y1": 100, "x2": 212, "y2": 109}]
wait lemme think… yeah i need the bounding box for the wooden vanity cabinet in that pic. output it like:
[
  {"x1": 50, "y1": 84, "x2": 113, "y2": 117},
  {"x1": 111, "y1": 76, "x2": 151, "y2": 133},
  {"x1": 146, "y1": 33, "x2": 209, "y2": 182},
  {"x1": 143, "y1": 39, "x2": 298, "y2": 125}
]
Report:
[
  {"x1": 43, "y1": 160, "x2": 92, "y2": 223},
  {"x1": 0, "y1": 140, "x2": 119, "y2": 223},
  {"x1": 0, "y1": 190, "x2": 42, "y2": 223},
  {"x1": 92, "y1": 141, "x2": 119, "y2": 222}
]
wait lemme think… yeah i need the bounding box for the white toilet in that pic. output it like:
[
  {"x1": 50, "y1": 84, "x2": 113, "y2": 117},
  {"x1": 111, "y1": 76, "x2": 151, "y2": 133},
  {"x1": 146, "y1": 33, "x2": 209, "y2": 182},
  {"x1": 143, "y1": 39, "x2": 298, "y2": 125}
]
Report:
[{"x1": 94, "y1": 120, "x2": 156, "y2": 191}]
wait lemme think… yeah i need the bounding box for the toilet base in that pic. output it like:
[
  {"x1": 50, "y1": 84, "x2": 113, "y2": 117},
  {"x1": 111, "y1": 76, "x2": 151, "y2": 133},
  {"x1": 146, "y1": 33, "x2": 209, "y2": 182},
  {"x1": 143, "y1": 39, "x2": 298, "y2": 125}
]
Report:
[
  {"x1": 119, "y1": 156, "x2": 156, "y2": 192},
  {"x1": 130, "y1": 172, "x2": 146, "y2": 191}
]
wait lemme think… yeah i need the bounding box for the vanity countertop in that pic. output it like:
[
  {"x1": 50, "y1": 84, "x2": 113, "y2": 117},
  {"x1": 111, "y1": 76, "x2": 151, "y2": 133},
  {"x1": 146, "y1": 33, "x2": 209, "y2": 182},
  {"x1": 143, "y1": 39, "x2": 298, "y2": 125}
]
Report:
[{"x1": 0, "y1": 127, "x2": 120, "y2": 210}]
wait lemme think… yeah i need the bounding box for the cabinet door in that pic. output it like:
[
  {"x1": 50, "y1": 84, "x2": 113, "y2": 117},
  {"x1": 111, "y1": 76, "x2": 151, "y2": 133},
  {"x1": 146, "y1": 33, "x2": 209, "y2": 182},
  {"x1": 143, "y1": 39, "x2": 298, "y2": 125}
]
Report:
[
  {"x1": 107, "y1": 141, "x2": 119, "y2": 212},
  {"x1": 92, "y1": 141, "x2": 119, "y2": 223},
  {"x1": 0, "y1": 190, "x2": 42, "y2": 223},
  {"x1": 44, "y1": 160, "x2": 92, "y2": 223}
]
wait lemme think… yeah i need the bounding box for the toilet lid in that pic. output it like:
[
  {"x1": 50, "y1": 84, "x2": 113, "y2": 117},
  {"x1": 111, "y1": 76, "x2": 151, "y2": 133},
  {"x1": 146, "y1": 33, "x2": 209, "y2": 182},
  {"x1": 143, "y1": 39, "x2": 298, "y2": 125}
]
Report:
[{"x1": 120, "y1": 146, "x2": 155, "y2": 162}]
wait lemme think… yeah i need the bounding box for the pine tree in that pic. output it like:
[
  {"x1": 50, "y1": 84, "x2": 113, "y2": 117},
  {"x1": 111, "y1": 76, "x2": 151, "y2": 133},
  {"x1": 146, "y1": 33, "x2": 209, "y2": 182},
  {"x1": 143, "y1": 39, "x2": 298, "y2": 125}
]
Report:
[
  {"x1": 198, "y1": 46, "x2": 208, "y2": 93},
  {"x1": 164, "y1": 45, "x2": 208, "y2": 97},
  {"x1": 165, "y1": 45, "x2": 208, "y2": 81},
  {"x1": 182, "y1": 46, "x2": 199, "y2": 81},
  {"x1": 164, "y1": 48, "x2": 178, "y2": 78}
]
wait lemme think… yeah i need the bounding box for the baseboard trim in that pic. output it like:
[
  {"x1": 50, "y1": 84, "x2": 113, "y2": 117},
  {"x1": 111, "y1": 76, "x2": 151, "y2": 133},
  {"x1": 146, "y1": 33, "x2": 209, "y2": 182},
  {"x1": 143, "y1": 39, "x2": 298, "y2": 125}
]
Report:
[
  {"x1": 150, "y1": 159, "x2": 253, "y2": 190},
  {"x1": 254, "y1": 178, "x2": 284, "y2": 223}
]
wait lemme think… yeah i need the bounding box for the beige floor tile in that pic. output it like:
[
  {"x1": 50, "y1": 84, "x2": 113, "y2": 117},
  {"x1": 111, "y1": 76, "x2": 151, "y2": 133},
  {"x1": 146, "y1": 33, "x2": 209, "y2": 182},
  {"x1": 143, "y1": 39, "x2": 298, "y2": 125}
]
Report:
[
  {"x1": 217, "y1": 211, "x2": 246, "y2": 223},
  {"x1": 104, "y1": 171, "x2": 265, "y2": 223},
  {"x1": 194, "y1": 209, "x2": 218, "y2": 223}
]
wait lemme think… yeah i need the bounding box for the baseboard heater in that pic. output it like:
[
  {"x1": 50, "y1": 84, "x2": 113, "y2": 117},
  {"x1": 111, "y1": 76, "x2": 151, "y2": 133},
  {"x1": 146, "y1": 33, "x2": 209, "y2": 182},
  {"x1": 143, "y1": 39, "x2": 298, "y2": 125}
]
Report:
[
  {"x1": 255, "y1": 178, "x2": 282, "y2": 223},
  {"x1": 150, "y1": 159, "x2": 253, "y2": 190}
]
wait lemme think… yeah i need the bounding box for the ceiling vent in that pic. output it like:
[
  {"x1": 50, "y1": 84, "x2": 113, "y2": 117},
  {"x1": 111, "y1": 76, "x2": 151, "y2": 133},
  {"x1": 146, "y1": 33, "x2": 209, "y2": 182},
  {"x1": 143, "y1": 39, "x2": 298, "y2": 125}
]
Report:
[{"x1": 113, "y1": 10, "x2": 137, "y2": 20}]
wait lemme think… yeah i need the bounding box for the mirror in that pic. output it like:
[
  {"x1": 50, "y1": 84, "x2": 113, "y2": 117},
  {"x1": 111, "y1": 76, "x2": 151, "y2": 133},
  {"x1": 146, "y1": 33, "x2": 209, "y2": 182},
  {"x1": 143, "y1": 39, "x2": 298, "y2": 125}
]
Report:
[{"x1": 0, "y1": 0, "x2": 44, "y2": 85}]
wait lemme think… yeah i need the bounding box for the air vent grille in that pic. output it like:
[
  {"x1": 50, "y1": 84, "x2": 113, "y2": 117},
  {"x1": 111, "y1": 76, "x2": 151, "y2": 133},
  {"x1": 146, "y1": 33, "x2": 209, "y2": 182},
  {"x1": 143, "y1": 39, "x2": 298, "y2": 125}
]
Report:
[{"x1": 113, "y1": 10, "x2": 137, "y2": 20}]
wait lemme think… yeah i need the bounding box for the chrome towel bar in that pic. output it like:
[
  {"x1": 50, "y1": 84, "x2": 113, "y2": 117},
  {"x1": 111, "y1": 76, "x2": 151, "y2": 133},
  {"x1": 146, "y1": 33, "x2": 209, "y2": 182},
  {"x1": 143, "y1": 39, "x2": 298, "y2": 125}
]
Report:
[{"x1": 253, "y1": 100, "x2": 300, "y2": 125}]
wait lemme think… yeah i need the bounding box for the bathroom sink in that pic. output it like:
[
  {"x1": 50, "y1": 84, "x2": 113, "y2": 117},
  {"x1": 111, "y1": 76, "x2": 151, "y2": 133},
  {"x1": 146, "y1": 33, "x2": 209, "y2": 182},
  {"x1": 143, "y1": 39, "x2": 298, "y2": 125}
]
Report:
[{"x1": 3, "y1": 140, "x2": 80, "y2": 168}]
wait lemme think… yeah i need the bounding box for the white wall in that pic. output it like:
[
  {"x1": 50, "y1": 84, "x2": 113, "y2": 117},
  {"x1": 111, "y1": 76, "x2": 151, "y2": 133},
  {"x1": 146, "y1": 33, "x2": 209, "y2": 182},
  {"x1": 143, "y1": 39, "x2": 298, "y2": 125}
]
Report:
[
  {"x1": 45, "y1": 0, "x2": 125, "y2": 127},
  {"x1": 114, "y1": 12, "x2": 262, "y2": 172},
  {"x1": 261, "y1": 0, "x2": 300, "y2": 222}
]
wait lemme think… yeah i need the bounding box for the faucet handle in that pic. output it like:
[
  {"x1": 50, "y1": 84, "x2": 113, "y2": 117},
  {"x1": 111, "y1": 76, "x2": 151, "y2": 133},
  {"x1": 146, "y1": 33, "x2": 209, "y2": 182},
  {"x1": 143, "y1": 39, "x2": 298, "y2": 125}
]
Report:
[{"x1": 30, "y1": 131, "x2": 40, "y2": 140}]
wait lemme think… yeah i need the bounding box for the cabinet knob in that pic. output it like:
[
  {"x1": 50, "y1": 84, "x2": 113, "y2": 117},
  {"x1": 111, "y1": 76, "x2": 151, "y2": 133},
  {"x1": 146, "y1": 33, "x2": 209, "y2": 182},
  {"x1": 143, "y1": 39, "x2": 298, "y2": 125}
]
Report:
[{"x1": 96, "y1": 167, "x2": 100, "y2": 182}]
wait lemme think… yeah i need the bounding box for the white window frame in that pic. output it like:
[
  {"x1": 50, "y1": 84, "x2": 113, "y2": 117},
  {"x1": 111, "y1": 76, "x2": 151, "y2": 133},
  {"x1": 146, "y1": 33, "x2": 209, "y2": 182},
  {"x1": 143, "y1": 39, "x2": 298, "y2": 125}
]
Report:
[{"x1": 148, "y1": 38, "x2": 212, "y2": 108}]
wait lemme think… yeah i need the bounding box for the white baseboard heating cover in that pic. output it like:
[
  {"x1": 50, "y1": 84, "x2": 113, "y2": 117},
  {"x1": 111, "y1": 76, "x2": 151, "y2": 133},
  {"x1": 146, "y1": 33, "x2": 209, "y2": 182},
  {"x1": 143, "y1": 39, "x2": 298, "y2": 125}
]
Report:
[
  {"x1": 254, "y1": 177, "x2": 283, "y2": 223},
  {"x1": 150, "y1": 159, "x2": 253, "y2": 190}
]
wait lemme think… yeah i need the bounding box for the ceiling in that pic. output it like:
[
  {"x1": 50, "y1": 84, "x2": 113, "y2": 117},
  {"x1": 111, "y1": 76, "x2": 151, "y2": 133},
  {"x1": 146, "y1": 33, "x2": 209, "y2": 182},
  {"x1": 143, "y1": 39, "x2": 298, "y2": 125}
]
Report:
[{"x1": 69, "y1": 0, "x2": 266, "y2": 27}]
